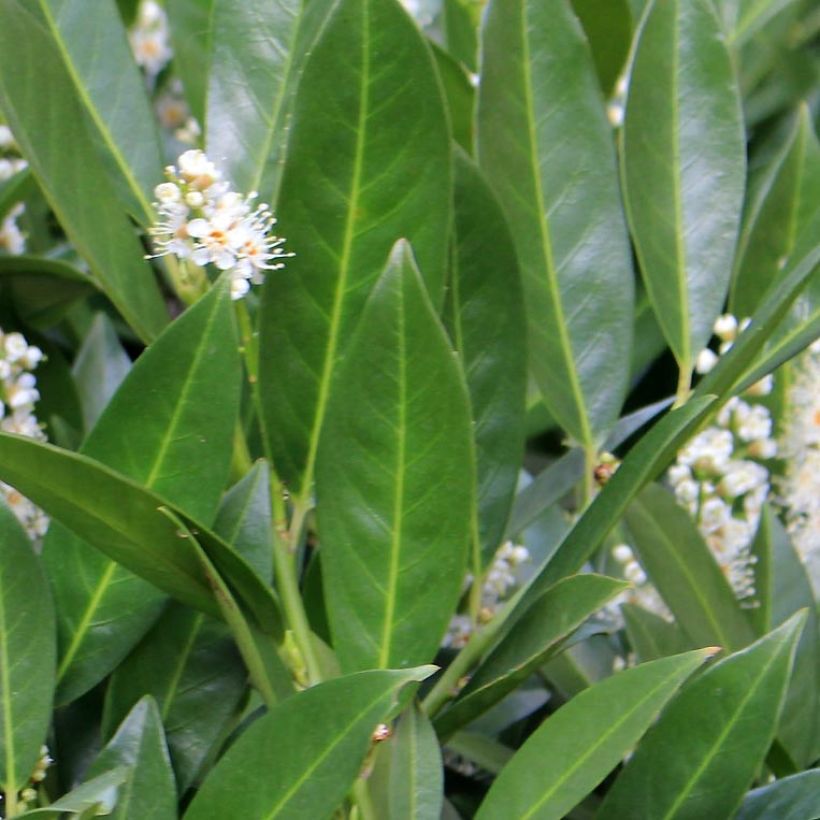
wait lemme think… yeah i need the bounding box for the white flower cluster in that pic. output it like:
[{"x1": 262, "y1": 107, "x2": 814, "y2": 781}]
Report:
[
  {"x1": 0, "y1": 329, "x2": 48, "y2": 540},
  {"x1": 777, "y1": 340, "x2": 820, "y2": 596},
  {"x1": 129, "y1": 0, "x2": 173, "y2": 79},
  {"x1": 0, "y1": 124, "x2": 27, "y2": 181},
  {"x1": 443, "y1": 541, "x2": 530, "y2": 649},
  {"x1": 149, "y1": 150, "x2": 292, "y2": 300},
  {"x1": 0, "y1": 125, "x2": 28, "y2": 256}
]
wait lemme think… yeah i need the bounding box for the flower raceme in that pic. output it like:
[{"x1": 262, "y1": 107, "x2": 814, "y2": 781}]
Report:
[{"x1": 148, "y1": 150, "x2": 293, "y2": 300}]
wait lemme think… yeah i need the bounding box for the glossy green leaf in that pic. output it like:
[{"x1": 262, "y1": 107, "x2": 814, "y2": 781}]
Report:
[
  {"x1": 435, "y1": 575, "x2": 628, "y2": 739},
  {"x1": 735, "y1": 769, "x2": 820, "y2": 820},
  {"x1": 43, "y1": 280, "x2": 241, "y2": 704},
  {"x1": 430, "y1": 43, "x2": 475, "y2": 154},
  {"x1": 258, "y1": 0, "x2": 452, "y2": 498},
  {"x1": 622, "y1": 603, "x2": 690, "y2": 662},
  {"x1": 446, "y1": 151, "x2": 526, "y2": 564},
  {"x1": 71, "y1": 313, "x2": 132, "y2": 434},
  {"x1": 317, "y1": 242, "x2": 474, "y2": 671},
  {"x1": 388, "y1": 703, "x2": 443, "y2": 820},
  {"x1": 477, "y1": 0, "x2": 633, "y2": 450},
  {"x1": 166, "y1": 0, "x2": 215, "y2": 123},
  {"x1": 476, "y1": 649, "x2": 711, "y2": 820},
  {"x1": 103, "y1": 604, "x2": 246, "y2": 793},
  {"x1": 213, "y1": 460, "x2": 273, "y2": 583},
  {"x1": 626, "y1": 483, "x2": 756, "y2": 652},
  {"x1": 205, "y1": 0, "x2": 337, "y2": 205},
  {"x1": 622, "y1": 0, "x2": 746, "y2": 371},
  {"x1": 599, "y1": 613, "x2": 806, "y2": 820},
  {"x1": 185, "y1": 667, "x2": 434, "y2": 820},
  {"x1": 0, "y1": 0, "x2": 168, "y2": 341},
  {"x1": 0, "y1": 501, "x2": 55, "y2": 803},
  {"x1": 731, "y1": 107, "x2": 820, "y2": 318},
  {"x1": 0, "y1": 434, "x2": 282, "y2": 634},
  {"x1": 19, "y1": 768, "x2": 128, "y2": 818},
  {"x1": 570, "y1": 0, "x2": 633, "y2": 94},
  {"x1": 88, "y1": 697, "x2": 176, "y2": 820}
]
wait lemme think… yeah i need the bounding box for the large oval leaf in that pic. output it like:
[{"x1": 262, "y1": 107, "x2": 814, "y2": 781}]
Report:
[
  {"x1": 446, "y1": 151, "x2": 527, "y2": 565},
  {"x1": 598, "y1": 613, "x2": 805, "y2": 820},
  {"x1": 205, "y1": 0, "x2": 337, "y2": 205},
  {"x1": 258, "y1": 0, "x2": 452, "y2": 498},
  {"x1": 475, "y1": 649, "x2": 711, "y2": 820},
  {"x1": 317, "y1": 242, "x2": 474, "y2": 671},
  {"x1": 0, "y1": 502, "x2": 55, "y2": 808},
  {"x1": 43, "y1": 279, "x2": 241, "y2": 704},
  {"x1": 477, "y1": 0, "x2": 634, "y2": 450},
  {"x1": 735, "y1": 769, "x2": 820, "y2": 820},
  {"x1": 622, "y1": 0, "x2": 746, "y2": 372},
  {"x1": 185, "y1": 667, "x2": 434, "y2": 820}
]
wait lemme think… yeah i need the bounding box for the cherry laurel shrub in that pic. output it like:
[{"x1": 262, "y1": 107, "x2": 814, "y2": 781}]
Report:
[{"x1": 0, "y1": 0, "x2": 818, "y2": 817}]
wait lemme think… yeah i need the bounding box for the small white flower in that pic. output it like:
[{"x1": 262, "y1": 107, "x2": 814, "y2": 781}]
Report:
[
  {"x1": 713, "y1": 314, "x2": 738, "y2": 342},
  {"x1": 129, "y1": 0, "x2": 172, "y2": 78},
  {"x1": 745, "y1": 374, "x2": 773, "y2": 397},
  {"x1": 695, "y1": 348, "x2": 719, "y2": 374},
  {"x1": 4, "y1": 332, "x2": 28, "y2": 362},
  {"x1": 0, "y1": 125, "x2": 14, "y2": 149},
  {"x1": 612, "y1": 544, "x2": 634, "y2": 564}
]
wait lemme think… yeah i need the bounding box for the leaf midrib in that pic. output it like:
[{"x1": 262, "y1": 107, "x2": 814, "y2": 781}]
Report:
[{"x1": 0, "y1": 563, "x2": 17, "y2": 796}]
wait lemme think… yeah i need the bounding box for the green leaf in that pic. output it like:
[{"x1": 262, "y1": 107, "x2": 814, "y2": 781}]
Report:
[
  {"x1": 213, "y1": 460, "x2": 273, "y2": 583},
  {"x1": 317, "y1": 242, "x2": 474, "y2": 671},
  {"x1": 570, "y1": 0, "x2": 633, "y2": 94},
  {"x1": 185, "y1": 667, "x2": 435, "y2": 820},
  {"x1": 18, "y1": 768, "x2": 129, "y2": 818},
  {"x1": 731, "y1": 107, "x2": 820, "y2": 319},
  {"x1": 0, "y1": 0, "x2": 168, "y2": 342},
  {"x1": 727, "y1": 0, "x2": 802, "y2": 48},
  {"x1": 475, "y1": 649, "x2": 711, "y2": 820},
  {"x1": 258, "y1": 0, "x2": 452, "y2": 498},
  {"x1": 430, "y1": 43, "x2": 475, "y2": 154},
  {"x1": 446, "y1": 151, "x2": 526, "y2": 564},
  {"x1": 625, "y1": 483, "x2": 756, "y2": 652},
  {"x1": 0, "y1": 501, "x2": 56, "y2": 802},
  {"x1": 598, "y1": 613, "x2": 806, "y2": 820},
  {"x1": 103, "y1": 604, "x2": 246, "y2": 793},
  {"x1": 445, "y1": 732, "x2": 513, "y2": 776},
  {"x1": 166, "y1": 0, "x2": 215, "y2": 123},
  {"x1": 435, "y1": 575, "x2": 628, "y2": 739},
  {"x1": 43, "y1": 279, "x2": 241, "y2": 704},
  {"x1": 388, "y1": 703, "x2": 443, "y2": 820},
  {"x1": 622, "y1": 0, "x2": 746, "y2": 371},
  {"x1": 735, "y1": 769, "x2": 820, "y2": 820},
  {"x1": 622, "y1": 603, "x2": 690, "y2": 662},
  {"x1": 205, "y1": 0, "x2": 337, "y2": 205},
  {"x1": 477, "y1": 0, "x2": 633, "y2": 449},
  {"x1": 88, "y1": 697, "x2": 176, "y2": 820},
  {"x1": 442, "y1": 0, "x2": 479, "y2": 70},
  {"x1": 71, "y1": 313, "x2": 132, "y2": 434}
]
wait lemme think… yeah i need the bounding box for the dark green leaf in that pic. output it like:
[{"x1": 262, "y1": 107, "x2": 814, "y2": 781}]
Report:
[
  {"x1": 185, "y1": 668, "x2": 434, "y2": 820},
  {"x1": 103, "y1": 604, "x2": 246, "y2": 793},
  {"x1": 477, "y1": 0, "x2": 633, "y2": 449},
  {"x1": 259, "y1": 0, "x2": 452, "y2": 498},
  {"x1": 166, "y1": 0, "x2": 215, "y2": 123},
  {"x1": 570, "y1": 0, "x2": 633, "y2": 94},
  {"x1": 476, "y1": 650, "x2": 711, "y2": 820},
  {"x1": 205, "y1": 0, "x2": 337, "y2": 205},
  {"x1": 735, "y1": 769, "x2": 820, "y2": 820},
  {"x1": 43, "y1": 279, "x2": 241, "y2": 704},
  {"x1": 435, "y1": 575, "x2": 628, "y2": 739},
  {"x1": 626, "y1": 483, "x2": 756, "y2": 652},
  {"x1": 442, "y1": 0, "x2": 479, "y2": 70},
  {"x1": 622, "y1": 0, "x2": 746, "y2": 371},
  {"x1": 430, "y1": 43, "x2": 475, "y2": 154},
  {"x1": 317, "y1": 242, "x2": 474, "y2": 671},
  {"x1": 598, "y1": 614, "x2": 806, "y2": 820},
  {"x1": 622, "y1": 603, "x2": 690, "y2": 662},
  {"x1": 447, "y1": 151, "x2": 526, "y2": 564},
  {"x1": 88, "y1": 697, "x2": 176, "y2": 820},
  {"x1": 0, "y1": 501, "x2": 55, "y2": 802},
  {"x1": 0, "y1": 167, "x2": 32, "y2": 221},
  {"x1": 727, "y1": 0, "x2": 802, "y2": 48},
  {"x1": 445, "y1": 732, "x2": 513, "y2": 776},
  {"x1": 388, "y1": 703, "x2": 443, "y2": 820}
]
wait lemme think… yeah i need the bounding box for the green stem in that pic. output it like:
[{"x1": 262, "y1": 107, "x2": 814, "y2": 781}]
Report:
[
  {"x1": 229, "y1": 422, "x2": 253, "y2": 482},
  {"x1": 5, "y1": 787, "x2": 19, "y2": 818},
  {"x1": 352, "y1": 779, "x2": 378, "y2": 820},
  {"x1": 581, "y1": 446, "x2": 597, "y2": 510},
  {"x1": 674, "y1": 362, "x2": 692, "y2": 408},
  {"x1": 165, "y1": 257, "x2": 210, "y2": 306}
]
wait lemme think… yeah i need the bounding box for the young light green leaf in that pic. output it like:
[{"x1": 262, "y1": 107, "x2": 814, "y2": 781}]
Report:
[
  {"x1": 205, "y1": 0, "x2": 337, "y2": 205},
  {"x1": 446, "y1": 151, "x2": 527, "y2": 564},
  {"x1": 476, "y1": 649, "x2": 712, "y2": 820},
  {"x1": 477, "y1": 0, "x2": 634, "y2": 450},
  {"x1": 0, "y1": 0, "x2": 168, "y2": 342},
  {"x1": 103, "y1": 604, "x2": 246, "y2": 793},
  {"x1": 735, "y1": 769, "x2": 820, "y2": 820},
  {"x1": 0, "y1": 501, "x2": 55, "y2": 806},
  {"x1": 626, "y1": 483, "x2": 756, "y2": 652},
  {"x1": 258, "y1": 0, "x2": 452, "y2": 499},
  {"x1": 87, "y1": 697, "x2": 176, "y2": 820},
  {"x1": 622, "y1": 0, "x2": 746, "y2": 373},
  {"x1": 44, "y1": 280, "x2": 241, "y2": 704},
  {"x1": 185, "y1": 668, "x2": 435, "y2": 820},
  {"x1": 317, "y1": 241, "x2": 474, "y2": 672},
  {"x1": 388, "y1": 703, "x2": 443, "y2": 820},
  {"x1": 622, "y1": 603, "x2": 690, "y2": 662},
  {"x1": 435, "y1": 575, "x2": 628, "y2": 739},
  {"x1": 598, "y1": 613, "x2": 806, "y2": 820}
]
